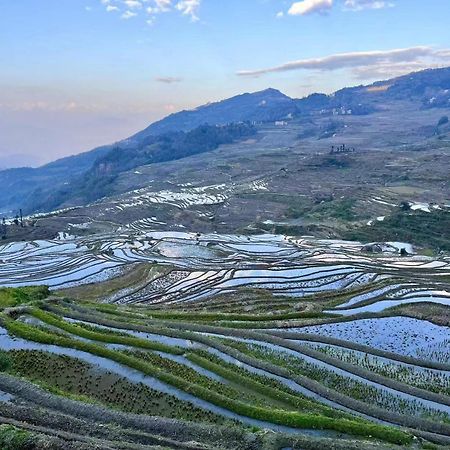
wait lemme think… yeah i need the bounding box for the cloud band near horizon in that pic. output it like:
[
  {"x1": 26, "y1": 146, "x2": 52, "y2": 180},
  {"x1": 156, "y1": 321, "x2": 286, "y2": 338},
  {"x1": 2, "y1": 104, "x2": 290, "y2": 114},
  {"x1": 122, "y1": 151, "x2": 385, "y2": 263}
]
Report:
[
  {"x1": 237, "y1": 47, "x2": 450, "y2": 78},
  {"x1": 287, "y1": 0, "x2": 394, "y2": 16}
]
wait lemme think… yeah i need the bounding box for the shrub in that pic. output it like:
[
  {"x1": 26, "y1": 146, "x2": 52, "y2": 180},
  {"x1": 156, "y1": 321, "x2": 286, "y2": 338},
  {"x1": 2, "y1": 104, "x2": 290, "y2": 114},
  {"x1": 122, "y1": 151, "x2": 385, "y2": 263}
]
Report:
[
  {"x1": 0, "y1": 351, "x2": 12, "y2": 372},
  {"x1": 0, "y1": 286, "x2": 49, "y2": 308},
  {"x1": 0, "y1": 425, "x2": 33, "y2": 450}
]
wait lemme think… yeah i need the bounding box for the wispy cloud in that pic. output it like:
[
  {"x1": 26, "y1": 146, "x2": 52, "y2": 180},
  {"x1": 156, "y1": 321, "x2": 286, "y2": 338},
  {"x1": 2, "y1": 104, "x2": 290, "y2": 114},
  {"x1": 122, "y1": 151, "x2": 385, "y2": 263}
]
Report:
[
  {"x1": 175, "y1": 0, "x2": 201, "y2": 21},
  {"x1": 155, "y1": 76, "x2": 183, "y2": 83},
  {"x1": 287, "y1": 0, "x2": 394, "y2": 16},
  {"x1": 343, "y1": 0, "x2": 394, "y2": 11},
  {"x1": 99, "y1": 0, "x2": 201, "y2": 23},
  {"x1": 123, "y1": 0, "x2": 143, "y2": 9},
  {"x1": 121, "y1": 10, "x2": 138, "y2": 19},
  {"x1": 154, "y1": 0, "x2": 172, "y2": 12},
  {"x1": 237, "y1": 46, "x2": 450, "y2": 79}
]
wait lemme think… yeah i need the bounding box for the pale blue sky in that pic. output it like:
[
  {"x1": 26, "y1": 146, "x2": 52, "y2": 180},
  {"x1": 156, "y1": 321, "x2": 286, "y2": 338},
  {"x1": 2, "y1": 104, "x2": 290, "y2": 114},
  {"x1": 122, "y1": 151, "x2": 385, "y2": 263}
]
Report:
[{"x1": 1, "y1": 0, "x2": 449, "y2": 165}]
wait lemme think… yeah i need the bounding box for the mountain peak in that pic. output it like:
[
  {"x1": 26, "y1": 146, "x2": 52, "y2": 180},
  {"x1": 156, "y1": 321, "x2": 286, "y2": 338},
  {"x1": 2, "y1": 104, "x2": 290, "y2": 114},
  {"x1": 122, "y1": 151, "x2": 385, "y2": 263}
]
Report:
[
  {"x1": 259, "y1": 87, "x2": 283, "y2": 94},
  {"x1": 254, "y1": 87, "x2": 291, "y2": 99},
  {"x1": 131, "y1": 86, "x2": 296, "y2": 141}
]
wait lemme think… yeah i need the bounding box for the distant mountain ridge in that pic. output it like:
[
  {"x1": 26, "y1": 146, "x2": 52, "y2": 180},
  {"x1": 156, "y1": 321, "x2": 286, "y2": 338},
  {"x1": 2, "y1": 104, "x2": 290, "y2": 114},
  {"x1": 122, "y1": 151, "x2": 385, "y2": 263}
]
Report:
[
  {"x1": 129, "y1": 88, "x2": 297, "y2": 143},
  {"x1": 25, "y1": 122, "x2": 257, "y2": 213},
  {"x1": 1, "y1": 66, "x2": 450, "y2": 215}
]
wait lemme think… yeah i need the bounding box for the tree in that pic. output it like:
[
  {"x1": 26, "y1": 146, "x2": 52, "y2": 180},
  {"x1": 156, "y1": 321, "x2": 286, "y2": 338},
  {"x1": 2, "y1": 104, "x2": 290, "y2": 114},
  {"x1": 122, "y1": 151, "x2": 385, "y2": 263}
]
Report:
[{"x1": 399, "y1": 201, "x2": 411, "y2": 211}]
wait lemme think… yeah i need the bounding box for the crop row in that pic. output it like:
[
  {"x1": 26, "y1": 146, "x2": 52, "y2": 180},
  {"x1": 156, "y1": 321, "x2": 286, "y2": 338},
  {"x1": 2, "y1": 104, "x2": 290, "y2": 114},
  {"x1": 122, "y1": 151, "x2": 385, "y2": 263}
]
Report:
[{"x1": 0, "y1": 314, "x2": 414, "y2": 445}]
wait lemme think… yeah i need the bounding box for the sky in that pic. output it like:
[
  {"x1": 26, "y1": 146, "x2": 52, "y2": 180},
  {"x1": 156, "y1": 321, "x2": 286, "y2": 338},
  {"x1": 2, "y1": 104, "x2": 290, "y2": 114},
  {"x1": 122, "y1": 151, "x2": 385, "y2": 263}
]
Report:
[{"x1": 1, "y1": 0, "x2": 450, "y2": 167}]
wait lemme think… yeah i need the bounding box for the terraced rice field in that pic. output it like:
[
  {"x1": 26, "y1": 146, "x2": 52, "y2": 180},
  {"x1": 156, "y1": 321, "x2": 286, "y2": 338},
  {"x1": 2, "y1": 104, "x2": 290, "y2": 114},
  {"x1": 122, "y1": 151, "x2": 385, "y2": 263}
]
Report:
[
  {"x1": 0, "y1": 230, "x2": 449, "y2": 449},
  {"x1": 103, "y1": 178, "x2": 269, "y2": 218}
]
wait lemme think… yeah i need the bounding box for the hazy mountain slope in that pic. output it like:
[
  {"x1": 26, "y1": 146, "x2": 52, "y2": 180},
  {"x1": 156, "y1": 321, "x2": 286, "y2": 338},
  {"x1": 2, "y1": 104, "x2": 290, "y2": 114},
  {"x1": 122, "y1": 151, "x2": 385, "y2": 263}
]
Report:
[
  {"x1": 2, "y1": 66, "x2": 450, "y2": 216},
  {"x1": 8, "y1": 97, "x2": 445, "y2": 245},
  {"x1": 129, "y1": 88, "x2": 297, "y2": 142},
  {"x1": 0, "y1": 89, "x2": 294, "y2": 215},
  {"x1": 25, "y1": 122, "x2": 256, "y2": 213},
  {"x1": 0, "y1": 145, "x2": 112, "y2": 215}
]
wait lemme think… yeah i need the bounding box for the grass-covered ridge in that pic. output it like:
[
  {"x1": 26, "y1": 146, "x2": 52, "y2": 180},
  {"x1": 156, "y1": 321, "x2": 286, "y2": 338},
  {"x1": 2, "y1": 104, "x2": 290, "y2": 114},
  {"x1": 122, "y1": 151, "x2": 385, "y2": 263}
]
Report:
[{"x1": 0, "y1": 286, "x2": 49, "y2": 309}]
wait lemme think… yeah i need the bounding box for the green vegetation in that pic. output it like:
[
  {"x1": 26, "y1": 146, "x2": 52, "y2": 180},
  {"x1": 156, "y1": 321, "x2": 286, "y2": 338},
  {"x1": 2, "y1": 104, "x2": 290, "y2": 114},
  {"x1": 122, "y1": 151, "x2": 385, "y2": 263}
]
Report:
[
  {"x1": 344, "y1": 209, "x2": 450, "y2": 250},
  {"x1": 29, "y1": 308, "x2": 184, "y2": 355},
  {"x1": 1, "y1": 312, "x2": 414, "y2": 445},
  {"x1": 219, "y1": 339, "x2": 450, "y2": 424},
  {"x1": 0, "y1": 350, "x2": 12, "y2": 372},
  {"x1": 305, "y1": 198, "x2": 357, "y2": 221},
  {"x1": 186, "y1": 350, "x2": 357, "y2": 419},
  {"x1": 0, "y1": 286, "x2": 49, "y2": 308},
  {"x1": 303, "y1": 344, "x2": 450, "y2": 396},
  {"x1": 8, "y1": 350, "x2": 222, "y2": 424},
  {"x1": 0, "y1": 425, "x2": 33, "y2": 450},
  {"x1": 143, "y1": 310, "x2": 330, "y2": 322},
  {"x1": 124, "y1": 349, "x2": 275, "y2": 408},
  {"x1": 261, "y1": 195, "x2": 357, "y2": 222}
]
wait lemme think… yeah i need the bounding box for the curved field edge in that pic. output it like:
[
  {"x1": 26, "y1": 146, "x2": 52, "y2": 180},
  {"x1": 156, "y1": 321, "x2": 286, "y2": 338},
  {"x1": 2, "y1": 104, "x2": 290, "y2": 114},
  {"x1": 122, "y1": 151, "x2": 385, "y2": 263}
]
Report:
[
  {"x1": 0, "y1": 313, "x2": 413, "y2": 446},
  {"x1": 0, "y1": 261, "x2": 448, "y2": 450},
  {"x1": 34, "y1": 302, "x2": 450, "y2": 430}
]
